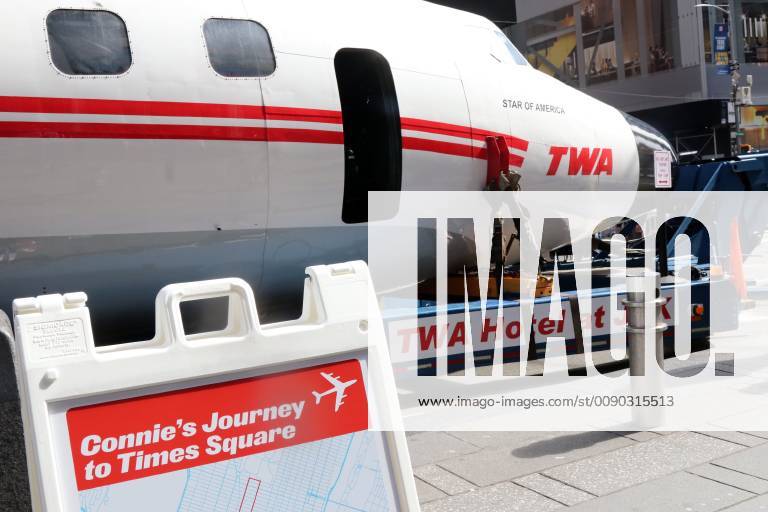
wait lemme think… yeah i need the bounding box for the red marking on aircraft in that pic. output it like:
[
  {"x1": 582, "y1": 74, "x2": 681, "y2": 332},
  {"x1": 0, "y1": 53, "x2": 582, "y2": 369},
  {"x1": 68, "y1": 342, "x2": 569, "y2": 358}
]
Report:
[{"x1": 547, "y1": 146, "x2": 613, "y2": 176}]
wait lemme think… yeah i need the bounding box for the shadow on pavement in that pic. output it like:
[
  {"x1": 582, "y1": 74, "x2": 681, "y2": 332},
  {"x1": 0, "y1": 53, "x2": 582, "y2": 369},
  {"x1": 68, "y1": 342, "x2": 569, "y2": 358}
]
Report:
[{"x1": 511, "y1": 431, "x2": 622, "y2": 458}]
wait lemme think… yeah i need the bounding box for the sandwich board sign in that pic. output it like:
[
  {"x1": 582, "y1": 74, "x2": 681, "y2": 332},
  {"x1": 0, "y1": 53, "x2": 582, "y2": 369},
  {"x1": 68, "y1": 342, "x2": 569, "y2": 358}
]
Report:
[{"x1": 10, "y1": 261, "x2": 418, "y2": 511}]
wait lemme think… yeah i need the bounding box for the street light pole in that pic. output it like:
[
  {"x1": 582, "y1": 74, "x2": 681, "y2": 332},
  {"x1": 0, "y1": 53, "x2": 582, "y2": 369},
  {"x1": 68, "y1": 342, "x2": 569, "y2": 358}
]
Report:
[{"x1": 695, "y1": 3, "x2": 742, "y2": 155}]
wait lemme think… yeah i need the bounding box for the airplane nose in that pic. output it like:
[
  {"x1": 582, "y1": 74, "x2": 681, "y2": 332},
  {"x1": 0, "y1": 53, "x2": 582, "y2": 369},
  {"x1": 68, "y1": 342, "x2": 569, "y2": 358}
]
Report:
[{"x1": 622, "y1": 112, "x2": 677, "y2": 191}]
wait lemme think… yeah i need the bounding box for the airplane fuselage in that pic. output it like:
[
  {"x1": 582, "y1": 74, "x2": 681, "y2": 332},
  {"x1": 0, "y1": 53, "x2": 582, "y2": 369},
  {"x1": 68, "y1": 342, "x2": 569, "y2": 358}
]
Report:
[{"x1": 0, "y1": 0, "x2": 654, "y2": 343}]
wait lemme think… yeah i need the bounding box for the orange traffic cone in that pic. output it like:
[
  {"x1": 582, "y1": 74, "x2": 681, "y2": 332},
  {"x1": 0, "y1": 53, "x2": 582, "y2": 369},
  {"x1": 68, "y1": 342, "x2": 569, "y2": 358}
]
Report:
[{"x1": 730, "y1": 218, "x2": 748, "y2": 300}]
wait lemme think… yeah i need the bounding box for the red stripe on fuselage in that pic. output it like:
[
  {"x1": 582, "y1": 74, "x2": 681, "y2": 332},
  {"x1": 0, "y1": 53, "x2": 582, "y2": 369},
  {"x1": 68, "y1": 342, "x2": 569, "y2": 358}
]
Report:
[
  {"x1": 0, "y1": 96, "x2": 343, "y2": 124},
  {"x1": 401, "y1": 118, "x2": 474, "y2": 139},
  {"x1": 265, "y1": 127, "x2": 343, "y2": 144},
  {"x1": 401, "y1": 117, "x2": 529, "y2": 152},
  {"x1": 475, "y1": 131, "x2": 529, "y2": 153},
  {"x1": 0, "y1": 121, "x2": 343, "y2": 145},
  {"x1": 402, "y1": 137, "x2": 475, "y2": 158},
  {"x1": 264, "y1": 106, "x2": 342, "y2": 124},
  {"x1": 403, "y1": 138, "x2": 525, "y2": 167},
  {"x1": 0, "y1": 96, "x2": 266, "y2": 120},
  {"x1": 0, "y1": 121, "x2": 266, "y2": 140},
  {"x1": 0, "y1": 95, "x2": 527, "y2": 161}
]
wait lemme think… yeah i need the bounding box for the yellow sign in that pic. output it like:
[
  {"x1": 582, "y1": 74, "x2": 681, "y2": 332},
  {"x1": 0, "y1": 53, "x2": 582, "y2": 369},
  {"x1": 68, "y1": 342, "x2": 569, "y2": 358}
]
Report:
[{"x1": 715, "y1": 51, "x2": 729, "y2": 66}]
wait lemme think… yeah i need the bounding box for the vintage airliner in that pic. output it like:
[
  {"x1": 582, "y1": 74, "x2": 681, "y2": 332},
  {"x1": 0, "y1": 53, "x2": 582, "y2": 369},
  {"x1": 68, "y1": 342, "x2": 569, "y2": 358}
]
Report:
[{"x1": 0, "y1": 0, "x2": 674, "y2": 342}]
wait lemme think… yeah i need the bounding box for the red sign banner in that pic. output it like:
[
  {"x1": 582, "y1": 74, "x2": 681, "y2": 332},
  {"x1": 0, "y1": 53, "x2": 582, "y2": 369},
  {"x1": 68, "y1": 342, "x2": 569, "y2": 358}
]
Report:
[{"x1": 66, "y1": 359, "x2": 368, "y2": 491}]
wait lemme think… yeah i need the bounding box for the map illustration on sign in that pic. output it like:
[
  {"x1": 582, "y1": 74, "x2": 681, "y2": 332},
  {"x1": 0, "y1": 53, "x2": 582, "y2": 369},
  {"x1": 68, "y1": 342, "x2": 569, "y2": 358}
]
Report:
[
  {"x1": 312, "y1": 372, "x2": 358, "y2": 412},
  {"x1": 79, "y1": 431, "x2": 397, "y2": 512}
]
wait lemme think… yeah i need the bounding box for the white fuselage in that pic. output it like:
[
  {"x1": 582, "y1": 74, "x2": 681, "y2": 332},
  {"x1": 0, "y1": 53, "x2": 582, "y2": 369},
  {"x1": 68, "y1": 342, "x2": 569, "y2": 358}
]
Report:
[{"x1": 0, "y1": 0, "x2": 641, "y2": 342}]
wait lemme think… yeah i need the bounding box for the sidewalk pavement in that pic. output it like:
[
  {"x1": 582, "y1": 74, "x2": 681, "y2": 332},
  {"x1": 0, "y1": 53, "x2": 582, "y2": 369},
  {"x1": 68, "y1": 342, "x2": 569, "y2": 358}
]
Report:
[
  {"x1": 409, "y1": 245, "x2": 768, "y2": 511},
  {"x1": 409, "y1": 429, "x2": 768, "y2": 511},
  {"x1": 408, "y1": 348, "x2": 768, "y2": 512}
]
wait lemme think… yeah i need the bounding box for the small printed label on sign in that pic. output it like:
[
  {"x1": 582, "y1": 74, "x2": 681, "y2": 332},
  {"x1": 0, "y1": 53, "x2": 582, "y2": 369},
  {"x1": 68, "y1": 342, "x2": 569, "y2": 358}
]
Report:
[
  {"x1": 654, "y1": 150, "x2": 673, "y2": 189},
  {"x1": 66, "y1": 359, "x2": 368, "y2": 491},
  {"x1": 25, "y1": 318, "x2": 87, "y2": 360}
]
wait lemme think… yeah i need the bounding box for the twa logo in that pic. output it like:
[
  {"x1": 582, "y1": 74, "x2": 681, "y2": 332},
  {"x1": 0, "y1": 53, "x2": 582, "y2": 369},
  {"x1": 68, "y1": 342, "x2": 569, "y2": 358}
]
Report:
[{"x1": 547, "y1": 146, "x2": 613, "y2": 176}]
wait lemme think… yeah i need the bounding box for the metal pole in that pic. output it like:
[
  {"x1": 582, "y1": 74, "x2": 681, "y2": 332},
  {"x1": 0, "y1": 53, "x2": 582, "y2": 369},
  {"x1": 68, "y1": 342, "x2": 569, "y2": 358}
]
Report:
[
  {"x1": 613, "y1": 0, "x2": 625, "y2": 81},
  {"x1": 575, "y1": 3, "x2": 587, "y2": 89},
  {"x1": 624, "y1": 270, "x2": 667, "y2": 375},
  {"x1": 653, "y1": 272, "x2": 667, "y2": 370},
  {"x1": 728, "y1": 10, "x2": 743, "y2": 154},
  {"x1": 637, "y1": 0, "x2": 649, "y2": 76},
  {"x1": 625, "y1": 270, "x2": 646, "y2": 376},
  {"x1": 696, "y1": 3, "x2": 742, "y2": 154}
]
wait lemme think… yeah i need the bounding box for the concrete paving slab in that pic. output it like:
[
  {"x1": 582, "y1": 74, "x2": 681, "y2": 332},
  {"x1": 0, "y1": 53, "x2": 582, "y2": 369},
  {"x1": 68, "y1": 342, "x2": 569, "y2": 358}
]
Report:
[
  {"x1": 420, "y1": 482, "x2": 563, "y2": 512},
  {"x1": 514, "y1": 473, "x2": 594, "y2": 506},
  {"x1": 414, "y1": 464, "x2": 475, "y2": 496},
  {"x1": 719, "y1": 493, "x2": 768, "y2": 511},
  {"x1": 444, "y1": 431, "x2": 576, "y2": 449},
  {"x1": 611, "y1": 431, "x2": 661, "y2": 442},
  {"x1": 543, "y1": 432, "x2": 744, "y2": 496},
  {"x1": 565, "y1": 472, "x2": 752, "y2": 512},
  {"x1": 712, "y1": 443, "x2": 768, "y2": 480},
  {"x1": 437, "y1": 431, "x2": 632, "y2": 487},
  {"x1": 716, "y1": 359, "x2": 735, "y2": 375},
  {"x1": 415, "y1": 477, "x2": 448, "y2": 504},
  {"x1": 743, "y1": 431, "x2": 768, "y2": 440},
  {"x1": 696, "y1": 431, "x2": 768, "y2": 447},
  {"x1": 664, "y1": 350, "x2": 712, "y2": 372},
  {"x1": 406, "y1": 432, "x2": 480, "y2": 466},
  {"x1": 662, "y1": 349, "x2": 737, "y2": 376},
  {"x1": 688, "y1": 463, "x2": 768, "y2": 494}
]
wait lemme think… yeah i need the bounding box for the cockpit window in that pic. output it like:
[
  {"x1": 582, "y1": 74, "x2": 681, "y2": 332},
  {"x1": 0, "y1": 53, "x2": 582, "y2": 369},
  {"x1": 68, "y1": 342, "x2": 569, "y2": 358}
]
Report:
[
  {"x1": 492, "y1": 31, "x2": 528, "y2": 66},
  {"x1": 46, "y1": 9, "x2": 132, "y2": 76}
]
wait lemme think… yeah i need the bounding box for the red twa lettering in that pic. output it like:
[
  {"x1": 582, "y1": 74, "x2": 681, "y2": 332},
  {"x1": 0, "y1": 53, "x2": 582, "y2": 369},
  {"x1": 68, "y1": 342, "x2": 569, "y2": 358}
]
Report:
[
  {"x1": 596, "y1": 148, "x2": 613, "y2": 175},
  {"x1": 419, "y1": 325, "x2": 439, "y2": 351},
  {"x1": 548, "y1": 146, "x2": 613, "y2": 176},
  {"x1": 547, "y1": 146, "x2": 569, "y2": 175},
  {"x1": 569, "y1": 147, "x2": 600, "y2": 175}
]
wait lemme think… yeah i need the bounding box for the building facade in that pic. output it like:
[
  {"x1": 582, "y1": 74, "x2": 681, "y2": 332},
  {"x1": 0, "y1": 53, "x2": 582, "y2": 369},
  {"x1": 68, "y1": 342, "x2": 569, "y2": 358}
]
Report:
[
  {"x1": 428, "y1": 0, "x2": 516, "y2": 26},
  {"x1": 508, "y1": 0, "x2": 768, "y2": 158}
]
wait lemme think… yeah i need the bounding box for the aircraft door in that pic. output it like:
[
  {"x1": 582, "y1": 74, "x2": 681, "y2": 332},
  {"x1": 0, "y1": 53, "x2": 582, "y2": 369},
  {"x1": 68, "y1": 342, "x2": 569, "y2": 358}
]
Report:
[{"x1": 334, "y1": 48, "x2": 402, "y2": 224}]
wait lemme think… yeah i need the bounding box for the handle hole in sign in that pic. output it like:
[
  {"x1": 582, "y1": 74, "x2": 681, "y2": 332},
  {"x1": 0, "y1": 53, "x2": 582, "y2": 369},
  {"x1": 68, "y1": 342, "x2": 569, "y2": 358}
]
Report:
[
  {"x1": 179, "y1": 296, "x2": 230, "y2": 336},
  {"x1": 358, "y1": 319, "x2": 369, "y2": 332}
]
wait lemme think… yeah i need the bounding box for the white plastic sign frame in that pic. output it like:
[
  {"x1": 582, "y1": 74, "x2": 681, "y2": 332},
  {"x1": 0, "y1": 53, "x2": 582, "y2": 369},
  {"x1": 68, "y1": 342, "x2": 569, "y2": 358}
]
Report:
[{"x1": 10, "y1": 261, "x2": 418, "y2": 511}]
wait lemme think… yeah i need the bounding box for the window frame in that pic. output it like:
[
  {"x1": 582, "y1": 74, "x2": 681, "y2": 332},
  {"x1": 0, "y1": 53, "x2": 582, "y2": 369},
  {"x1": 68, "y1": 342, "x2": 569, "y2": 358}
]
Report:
[
  {"x1": 44, "y1": 7, "x2": 133, "y2": 79},
  {"x1": 201, "y1": 17, "x2": 277, "y2": 80}
]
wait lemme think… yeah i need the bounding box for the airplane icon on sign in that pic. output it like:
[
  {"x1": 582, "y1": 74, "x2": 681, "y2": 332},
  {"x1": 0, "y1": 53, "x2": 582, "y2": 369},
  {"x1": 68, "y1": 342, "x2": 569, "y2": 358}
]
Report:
[{"x1": 312, "y1": 372, "x2": 358, "y2": 412}]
